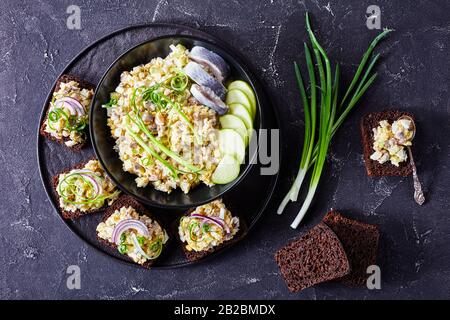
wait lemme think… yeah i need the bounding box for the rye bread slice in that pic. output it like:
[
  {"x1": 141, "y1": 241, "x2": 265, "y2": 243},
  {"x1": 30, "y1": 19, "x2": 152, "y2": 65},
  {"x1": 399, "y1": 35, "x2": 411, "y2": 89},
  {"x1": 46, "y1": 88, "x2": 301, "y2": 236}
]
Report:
[
  {"x1": 39, "y1": 74, "x2": 95, "y2": 151},
  {"x1": 360, "y1": 110, "x2": 414, "y2": 176},
  {"x1": 174, "y1": 204, "x2": 248, "y2": 262},
  {"x1": 52, "y1": 158, "x2": 117, "y2": 219},
  {"x1": 96, "y1": 195, "x2": 168, "y2": 269},
  {"x1": 322, "y1": 210, "x2": 380, "y2": 287},
  {"x1": 275, "y1": 223, "x2": 350, "y2": 293}
]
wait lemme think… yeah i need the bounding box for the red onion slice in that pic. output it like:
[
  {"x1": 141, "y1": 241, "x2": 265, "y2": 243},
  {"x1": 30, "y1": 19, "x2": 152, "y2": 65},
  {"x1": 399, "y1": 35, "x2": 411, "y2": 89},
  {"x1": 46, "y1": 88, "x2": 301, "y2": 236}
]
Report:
[
  {"x1": 55, "y1": 99, "x2": 76, "y2": 116},
  {"x1": 80, "y1": 173, "x2": 102, "y2": 195},
  {"x1": 55, "y1": 97, "x2": 85, "y2": 116},
  {"x1": 62, "y1": 97, "x2": 85, "y2": 114},
  {"x1": 112, "y1": 219, "x2": 150, "y2": 245},
  {"x1": 71, "y1": 169, "x2": 103, "y2": 196},
  {"x1": 190, "y1": 214, "x2": 230, "y2": 234}
]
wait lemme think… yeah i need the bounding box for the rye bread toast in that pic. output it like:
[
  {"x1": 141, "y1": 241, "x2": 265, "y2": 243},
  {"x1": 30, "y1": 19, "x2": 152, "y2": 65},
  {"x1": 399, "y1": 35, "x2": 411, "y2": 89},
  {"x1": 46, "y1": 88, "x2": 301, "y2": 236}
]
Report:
[
  {"x1": 39, "y1": 74, "x2": 95, "y2": 151},
  {"x1": 322, "y1": 210, "x2": 380, "y2": 287},
  {"x1": 96, "y1": 195, "x2": 168, "y2": 269},
  {"x1": 360, "y1": 110, "x2": 414, "y2": 176},
  {"x1": 52, "y1": 158, "x2": 117, "y2": 219},
  {"x1": 275, "y1": 223, "x2": 351, "y2": 292},
  {"x1": 174, "y1": 202, "x2": 248, "y2": 262}
]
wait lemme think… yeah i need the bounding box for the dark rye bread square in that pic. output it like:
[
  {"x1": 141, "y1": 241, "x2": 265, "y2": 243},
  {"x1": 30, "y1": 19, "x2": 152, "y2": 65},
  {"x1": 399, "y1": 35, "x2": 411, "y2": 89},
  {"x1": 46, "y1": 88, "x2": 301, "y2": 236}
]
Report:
[
  {"x1": 173, "y1": 205, "x2": 248, "y2": 262},
  {"x1": 360, "y1": 110, "x2": 414, "y2": 176},
  {"x1": 275, "y1": 223, "x2": 350, "y2": 293},
  {"x1": 322, "y1": 210, "x2": 380, "y2": 287},
  {"x1": 97, "y1": 195, "x2": 168, "y2": 269},
  {"x1": 39, "y1": 74, "x2": 95, "y2": 151},
  {"x1": 52, "y1": 158, "x2": 117, "y2": 219}
]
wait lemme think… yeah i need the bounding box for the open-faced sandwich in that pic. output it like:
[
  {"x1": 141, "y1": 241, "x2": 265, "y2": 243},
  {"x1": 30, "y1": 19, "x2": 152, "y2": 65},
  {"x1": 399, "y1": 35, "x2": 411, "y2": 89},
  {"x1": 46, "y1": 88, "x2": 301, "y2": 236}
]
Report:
[
  {"x1": 96, "y1": 195, "x2": 169, "y2": 268},
  {"x1": 53, "y1": 159, "x2": 121, "y2": 219},
  {"x1": 40, "y1": 74, "x2": 94, "y2": 149},
  {"x1": 104, "y1": 44, "x2": 257, "y2": 194},
  {"x1": 177, "y1": 199, "x2": 245, "y2": 261},
  {"x1": 361, "y1": 111, "x2": 415, "y2": 176}
]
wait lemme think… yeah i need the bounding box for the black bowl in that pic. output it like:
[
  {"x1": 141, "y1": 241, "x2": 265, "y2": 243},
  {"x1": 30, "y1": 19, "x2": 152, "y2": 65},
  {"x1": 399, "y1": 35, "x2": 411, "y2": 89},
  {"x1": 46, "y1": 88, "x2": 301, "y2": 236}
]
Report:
[{"x1": 90, "y1": 35, "x2": 264, "y2": 209}]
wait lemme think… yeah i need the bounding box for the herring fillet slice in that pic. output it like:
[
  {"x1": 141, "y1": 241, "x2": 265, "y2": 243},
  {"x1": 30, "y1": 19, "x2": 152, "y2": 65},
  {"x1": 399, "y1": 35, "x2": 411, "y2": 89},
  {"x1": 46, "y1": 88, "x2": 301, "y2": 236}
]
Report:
[
  {"x1": 184, "y1": 61, "x2": 227, "y2": 99},
  {"x1": 189, "y1": 46, "x2": 230, "y2": 82},
  {"x1": 190, "y1": 84, "x2": 229, "y2": 115}
]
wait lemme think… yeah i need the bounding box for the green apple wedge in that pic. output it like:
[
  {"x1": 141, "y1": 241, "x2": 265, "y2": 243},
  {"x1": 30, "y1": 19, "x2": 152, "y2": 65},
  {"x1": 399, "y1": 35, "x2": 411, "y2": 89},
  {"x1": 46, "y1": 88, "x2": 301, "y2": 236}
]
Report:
[
  {"x1": 228, "y1": 103, "x2": 253, "y2": 131},
  {"x1": 219, "y1": 114, "x2": 249, "y2": 146},
  {"x1": 228, "y1": 80, "x2": 256, "y2": 112},
  {"x1": 211, "y1": 154, "x2": 240, "y2": 184},
  {"x1": 218, "y1": 129, "x2": 245, "y2": 164},
  {"x1": 226, "y1": 89, "x2": 255, "y2": 118}
]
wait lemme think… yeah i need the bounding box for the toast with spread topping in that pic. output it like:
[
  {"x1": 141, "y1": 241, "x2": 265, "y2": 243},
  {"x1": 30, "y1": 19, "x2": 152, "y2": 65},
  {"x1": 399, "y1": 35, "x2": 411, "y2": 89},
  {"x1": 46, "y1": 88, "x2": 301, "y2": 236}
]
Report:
[
  {"x1": 52, "y1": 158, "x2": 120, "y2": 219},
  {"x1": 360, "y1": 110, "x2": 414, "y2": 176},
  {"x1": 40, "y1": 74, "x2": 95, "y2": 150},
  {"x1": 175, "y1": 199, "x2": 247, "y2": 262},
  {"x1": 96, "y1": 195, "x2": 169, "y2": 268}
]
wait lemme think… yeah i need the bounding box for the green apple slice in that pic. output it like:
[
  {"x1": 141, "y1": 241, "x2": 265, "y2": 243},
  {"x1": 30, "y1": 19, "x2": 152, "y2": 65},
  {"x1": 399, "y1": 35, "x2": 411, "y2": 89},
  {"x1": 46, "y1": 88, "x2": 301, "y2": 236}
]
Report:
[
  {"x1": 226, "y1": 89, "x2": 254, "y2": 118},
  {"x1": 218, "y1": 129, "x2": 245, "y2": 164},
  {"x1": 211, "y1": 154, "x2": 240, "y2": 184},
  {"x1": 228, "y1": 103, "x2": 253, "y2": 131},
  {"x1": 228, "y1": 80, "x2": 256, "y2": 112},
  {"x1": 219, "y1": 114, "x2": 249, "y2": 146}
]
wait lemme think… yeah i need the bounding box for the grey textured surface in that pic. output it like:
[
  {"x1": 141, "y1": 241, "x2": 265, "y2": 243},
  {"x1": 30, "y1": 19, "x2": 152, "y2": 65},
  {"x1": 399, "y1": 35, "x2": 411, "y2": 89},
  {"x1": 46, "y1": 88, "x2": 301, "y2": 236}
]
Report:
[{"x1": 0, "y1": 0, "x2": 449, "y2": 299}]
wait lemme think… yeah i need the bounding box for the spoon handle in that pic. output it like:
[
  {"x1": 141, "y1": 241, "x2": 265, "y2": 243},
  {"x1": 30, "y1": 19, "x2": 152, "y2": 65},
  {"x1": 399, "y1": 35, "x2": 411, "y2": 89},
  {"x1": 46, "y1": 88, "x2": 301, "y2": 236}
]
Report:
[{"x1": 407, "y1": 147, "x2": 425, "y2": 205}]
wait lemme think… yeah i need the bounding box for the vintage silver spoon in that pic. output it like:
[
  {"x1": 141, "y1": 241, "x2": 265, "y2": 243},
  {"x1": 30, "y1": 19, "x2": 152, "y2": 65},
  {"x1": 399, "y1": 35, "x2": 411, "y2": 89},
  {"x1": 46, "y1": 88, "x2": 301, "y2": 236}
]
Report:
[{"x1": 399, "y1": 115, "x2": 425, "y2": 205}]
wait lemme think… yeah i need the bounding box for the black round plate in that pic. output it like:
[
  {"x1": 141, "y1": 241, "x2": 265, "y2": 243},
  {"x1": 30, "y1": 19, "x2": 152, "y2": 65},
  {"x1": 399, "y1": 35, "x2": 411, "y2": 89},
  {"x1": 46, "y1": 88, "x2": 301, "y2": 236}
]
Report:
[
  {"x1": 91, "y1": 35, "x2": 263, "y2": 209},
  {"x1": 37, "y1": 23, "x2": 280, "y2": 269}
]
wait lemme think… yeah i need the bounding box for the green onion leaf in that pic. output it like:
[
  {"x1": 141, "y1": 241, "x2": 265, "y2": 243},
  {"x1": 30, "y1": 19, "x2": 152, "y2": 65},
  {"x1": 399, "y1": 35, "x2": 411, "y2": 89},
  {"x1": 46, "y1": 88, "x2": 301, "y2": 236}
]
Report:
[{"x1": 102, "y1": 97, "x2": 118, "y2": 108}]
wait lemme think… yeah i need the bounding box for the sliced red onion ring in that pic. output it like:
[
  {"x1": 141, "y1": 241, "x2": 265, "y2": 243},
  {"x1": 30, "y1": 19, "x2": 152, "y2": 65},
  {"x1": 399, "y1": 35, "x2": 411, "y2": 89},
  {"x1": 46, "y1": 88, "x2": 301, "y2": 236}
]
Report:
[
  {"x1": 131, "y1": 233, "x2": 152, "y2": 260},
  {"x1": 190, "y1": 214, "x2": 230, "y2": 234},
  {"x1": 80, "y1": 173, "x2": 102, "y2": 195},
  {"x1": 62, "y1": 97, "x2": 85, "y2": 114},
  {"x1": 111, "y1": 219, "x2": 150, "y2": 245},
  {"x1": 55, "y1": 97, "x2": 85, "y2": 116},
  {"x1": 55, "y1": 100, "x2": 76, "y2": 116},
  {"x1": 71, "y1": 170, "x2": 103, "y2": 195}
]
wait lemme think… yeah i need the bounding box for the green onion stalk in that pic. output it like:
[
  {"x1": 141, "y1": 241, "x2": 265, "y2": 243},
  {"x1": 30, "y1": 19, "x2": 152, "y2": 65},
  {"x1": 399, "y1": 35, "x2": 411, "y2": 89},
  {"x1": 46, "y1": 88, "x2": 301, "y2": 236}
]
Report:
[{"x1": 277, "y1": 13, "x2": 392, "y2": 229}]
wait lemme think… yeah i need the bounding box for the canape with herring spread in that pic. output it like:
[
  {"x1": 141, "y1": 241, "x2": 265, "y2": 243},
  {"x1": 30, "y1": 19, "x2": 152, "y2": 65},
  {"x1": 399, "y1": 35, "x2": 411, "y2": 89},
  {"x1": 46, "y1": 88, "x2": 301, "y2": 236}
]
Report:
[
  {"x1": 96, "y1": 205, "x2": 169, "y2": 265},
  {"x1": 44, "y1": 80, "x2": 94, "y2": 147},
  {"x1": 179, "y1": 199, "x2": 240, "y2": 252},
  {"x1": 370, "y1": 118, "x2": 414, "y2": 166},
  {"x1": 56, "y1": 159, "x2": 120, "y2": 213}
]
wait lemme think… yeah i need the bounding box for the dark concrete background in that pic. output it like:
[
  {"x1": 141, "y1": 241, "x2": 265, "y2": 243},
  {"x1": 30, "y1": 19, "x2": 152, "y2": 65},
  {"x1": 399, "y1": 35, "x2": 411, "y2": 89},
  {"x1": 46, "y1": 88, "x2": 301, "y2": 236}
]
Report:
[{"x1": 1, "y1": 0, "x2": 449, "y2": 299}]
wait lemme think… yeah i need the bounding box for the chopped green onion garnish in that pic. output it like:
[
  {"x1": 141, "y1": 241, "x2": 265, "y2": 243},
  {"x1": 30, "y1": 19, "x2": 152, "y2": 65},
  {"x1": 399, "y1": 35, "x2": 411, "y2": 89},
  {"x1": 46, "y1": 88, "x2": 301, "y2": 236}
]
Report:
[
  {"x1": 137, "y1": 235, "x2": 145, "y2": 247},
  {"x1": 202, "y1": 223, "x2": 211, "y2": 233},
  {"x1": 102, "y1": 97, "x2": 118, "y2": 108},
  {"x1": 118, "y1": 244, "x2": 128, "y2": 254},
  {"x1": 141, "y1": 157, "x2": 153, "y2": 166},
  {"x1": 170, "y1": 73, "x2": 188, "y2": 91}
]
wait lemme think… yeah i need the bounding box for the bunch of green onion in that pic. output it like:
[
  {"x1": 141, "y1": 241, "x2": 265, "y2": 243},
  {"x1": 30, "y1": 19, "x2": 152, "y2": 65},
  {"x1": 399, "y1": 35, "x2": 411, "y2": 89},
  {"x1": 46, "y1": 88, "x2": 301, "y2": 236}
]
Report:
[{"x1": 278, "y1": 13, "x2": 392, "y2": 229}]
